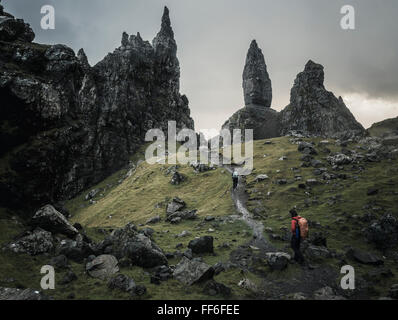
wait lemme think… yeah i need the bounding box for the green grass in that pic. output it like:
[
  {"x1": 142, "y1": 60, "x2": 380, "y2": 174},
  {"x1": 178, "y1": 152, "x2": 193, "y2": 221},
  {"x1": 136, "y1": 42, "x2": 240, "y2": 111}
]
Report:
[{"x1": 1, "y1": 136, "x2": 398, "y2": 299}]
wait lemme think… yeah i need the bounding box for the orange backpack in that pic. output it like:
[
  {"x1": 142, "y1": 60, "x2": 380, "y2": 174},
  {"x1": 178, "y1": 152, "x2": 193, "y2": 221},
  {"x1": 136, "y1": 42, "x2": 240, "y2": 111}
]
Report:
[{"x1": 294, "y1": 217, "x2": 309, "y2": 240}]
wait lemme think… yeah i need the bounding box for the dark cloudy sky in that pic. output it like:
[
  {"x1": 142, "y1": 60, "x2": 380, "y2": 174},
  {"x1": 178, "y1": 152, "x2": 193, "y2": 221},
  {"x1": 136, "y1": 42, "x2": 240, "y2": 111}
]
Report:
[{"x1": 3, "y1": 0, "x2": 398, "y2": 137}]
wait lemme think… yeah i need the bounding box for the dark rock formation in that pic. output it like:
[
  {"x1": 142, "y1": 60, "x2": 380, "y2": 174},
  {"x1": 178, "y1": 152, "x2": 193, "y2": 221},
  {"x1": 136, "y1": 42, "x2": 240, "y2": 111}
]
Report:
[
  {"x1": 222, "y1": 40, "x2": 279, "y2": 140},
  {"x1": 0, "y1": 5, "x2": 194, "y2": 212},
  {"x1": 243, "y1": 40, "x2": 272, "y2": 107},
  {"x1": 280, "y1": 60, "x2": 365, "y2": 137}
]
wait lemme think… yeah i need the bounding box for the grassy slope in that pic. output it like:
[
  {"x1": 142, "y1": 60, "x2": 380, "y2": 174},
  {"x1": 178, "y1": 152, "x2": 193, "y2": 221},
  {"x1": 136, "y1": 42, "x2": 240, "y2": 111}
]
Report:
[
  {"x1": 0, "y1": 136, "x2": 397, "y2": 299},
  {"x1": 367, "y1": 116, "x2": 398, "y2": 137}
]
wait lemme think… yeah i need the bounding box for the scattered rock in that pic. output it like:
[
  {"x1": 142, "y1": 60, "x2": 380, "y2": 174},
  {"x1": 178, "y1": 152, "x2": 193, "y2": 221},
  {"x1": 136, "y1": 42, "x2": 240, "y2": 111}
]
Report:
[
  {"x1": 265, "y1": 252, "x2": 291, "y2": 270},
  {"x1": 7, "y1": 228, "x2": 53, "y2": 255},
  {"x1": 173, "y1": 257, "x2": 214, "y2": 285},
  {"x1": 188, "y1": 236, "x2": 214, "y2": 254},
  {"x1": 313, "y1": 286, "x2": 346, "y2": 300},
  {"x1": 347, "y1": 248, "x2": 383, "y2": 266},
  {"x1": 203, "y1": 280, "x2": 231, "y2": 297},
  {"x1": 86, "y1": 254, "x2": 119, "y2": 280},
  {"x1": 59, "y1": 270, "x2": 78, "y2": 285},
  {"x1": 170, "y1": 171, "x2": 185, "y2": 185},
  {"x1": 146, "y1": 216, "x2": 161, "y2": 225},
  {"x1": 31, "y1": 205, "x2": 78, "y2": 238},
  {"x1": 0, "y1": 288, "x2": 47, "y2": 300}
]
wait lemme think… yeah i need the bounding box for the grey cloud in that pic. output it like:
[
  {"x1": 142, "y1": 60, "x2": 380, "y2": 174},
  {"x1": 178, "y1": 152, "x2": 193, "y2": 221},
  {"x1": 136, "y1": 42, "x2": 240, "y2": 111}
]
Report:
[{"x1": 2, "y1": 0, "x2": 398, "y2": 132}]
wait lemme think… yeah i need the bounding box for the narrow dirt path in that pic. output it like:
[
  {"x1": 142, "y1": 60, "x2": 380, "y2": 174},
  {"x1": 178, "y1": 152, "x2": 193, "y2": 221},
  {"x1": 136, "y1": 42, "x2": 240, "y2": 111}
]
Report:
[{"x1": 217, "y1": 154, "x2": 275, "y2": 253}]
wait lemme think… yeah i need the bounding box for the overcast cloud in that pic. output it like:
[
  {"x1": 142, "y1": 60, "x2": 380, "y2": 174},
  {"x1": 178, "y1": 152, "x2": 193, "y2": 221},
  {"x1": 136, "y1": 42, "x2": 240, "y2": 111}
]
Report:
[{"x1": 3, "y1": 0, "x2": 398, "y2": 136}]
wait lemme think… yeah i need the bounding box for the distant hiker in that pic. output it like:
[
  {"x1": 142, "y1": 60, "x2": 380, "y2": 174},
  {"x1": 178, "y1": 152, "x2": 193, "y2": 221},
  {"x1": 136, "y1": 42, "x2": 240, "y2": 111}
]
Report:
[
  {"x1": 290, "y1": 208, "x2": 308, "y2": 264},
  {"x1": 232, "y1": 169, "x2": 239, "y2": 190}
]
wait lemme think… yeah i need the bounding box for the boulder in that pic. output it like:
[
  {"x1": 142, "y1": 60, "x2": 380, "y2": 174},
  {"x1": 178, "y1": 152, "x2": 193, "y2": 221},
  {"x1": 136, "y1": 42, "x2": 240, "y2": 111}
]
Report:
[
  {"x1": 203, "y1": 280, "x2": 232, "y2": 297},
  {"x1": 170, "y1": 171, "x2": 185, "y2": 185},
  {"x1": 146, "y1": 216, "x2": 161, "y2": 224},
  {"x1": 31, "y1": 205, "x2": 78, "y2": 238},
  {"x1": 59, "y1": 270, "x2": 78, "y2": 285},
  {"x1": 0, "y1": 288, "x2": 47, "y2": 300},
  {"x1": 347, "y1": 248, "x2": 384, "y2": 266},
  {"x1": 57, "y1": 234, "x2": 95, "y2": 263},
  {"x1": 173, "y1": 257, "x2": 214, "y2": 285},
  {"x1": 305, "y1": 245, "x2": 330, "y2": 260},
  {"x1": 167, "y1": 210, "x2": 197, "y2": 222},
  {"x1": 327, "y1": 154, "x2": 352, "y2": 166},
  {"x1": 106, "y1": 223, "x2": 168, "y2": 268},
  {"x1": 49, "y1": 255, "x2": 69, "y2": 269},
  {"x1": 86, "y1": 254, "x2": 119, "y2": 280},
  {"x1": 188, "y1": 236, "x2": 214, "y2": 254},
  {"x1": 7, "y1": 228, "x2": 53, "y2": 255},
  {"x1": 366, "y1": 213, "x2": 398, "y2": 249},
  {"x1": 313, "y1": 287, "x2": 346, "y2": 300},
  {"x1": 255, "y1": 174, "x2": 269, "y2": 182},
  {"x1": 108, "y1": 274, "x2": 136, "y2": 293},
  {"x1": 166, "y1": 197, "x2": 186, "y2": 215},
  {"x1": 265, "y1": 252, "x2": 291, "y2": 270}
]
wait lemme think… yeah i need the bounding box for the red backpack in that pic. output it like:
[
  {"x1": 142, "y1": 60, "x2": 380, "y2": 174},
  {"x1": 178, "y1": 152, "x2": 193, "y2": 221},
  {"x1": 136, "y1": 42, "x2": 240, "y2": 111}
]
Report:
[{"x1": 293, "y1": 217, "x2": 309, "y2": 240}]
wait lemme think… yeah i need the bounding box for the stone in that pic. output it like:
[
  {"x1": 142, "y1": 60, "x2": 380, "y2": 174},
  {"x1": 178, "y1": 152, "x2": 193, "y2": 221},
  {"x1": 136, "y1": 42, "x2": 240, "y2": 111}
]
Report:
[
  {"x1": 255, "y1": 174, "x2": 269, "y2": 182},
  {"x1": 166, "y1": 197, "x2": 186, "y2": 215},
  {"x1": 313, "y1": 287, "x2": 346, "y2": 300},
  {"x1": 31, "y1": 205, "x2": 78, "y2": 238},
  {"x1": 347, "y1": 248, "x2": 384, "y2": 266},
  {"x1": 86, "y1": 254, "x2": 119, "y2": 280},
  {"x1": 170, "y1": 171, "x2": 185, "y2": 185},
  {"x1": 305, "y1": 245, "x2": 330, "y2": 260},
  {"x1": 389, "y1": 284, "x2": 398, "y2": 299},
  {"x1": 188, "y1": 236, "x2": 214, "y2": 254},
  {"x1": 6, "y1": 228, "x2": 53, "y2": 255},
  {"x1": 173, "y1": 257, "x2": 214, "y2": 285},
  {"x1": 327, "y1": 154, "x2": 352, "y2": 166},
  {"x1": 0, "y1": 288, "x2": 47, "y2": 300},
  {"x1": 105, "y1": 223, "x2": 168, "y2": 268},
  {"x1": 365, "y1": 213, "x2": 398, "y2": 249},
  {"x1": 243, "y1": 40, "x2": 272, "y2": 107},
  {"x1": 0, "y1": 6, "x2": 194, "y2": 211},
  {"x1": 49, "y1": 255, "x2": 69, "y2": 269},
  {"x1": 146, "y1": 216, "x2": 161, "y2": 224},
  {"x1": 108, "y1": 274, "x2": 136, "y2": 293},
  {"x1": 280, "y1": 60, "x2": 364, "y2": 137},
  {"x1": 203, "y1": 280, "x2": 232, "y2": 297},
  {"x1": 59, "y1": 270, "x2": 78, "y2": 285},
  {"x1": 265, "y1": 252, "x2": 291, "y2": 270}
]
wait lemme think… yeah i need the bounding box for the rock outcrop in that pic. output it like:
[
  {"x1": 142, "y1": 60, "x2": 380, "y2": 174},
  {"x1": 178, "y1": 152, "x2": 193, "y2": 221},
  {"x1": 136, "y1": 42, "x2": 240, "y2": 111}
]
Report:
[
  {"x1": 0, "y1": 5, "x2": 194, "y2": 211},
  {"x1": 222, "y1": 40, "x2": 280, "y2": 140},
  {"x1": 243, "y1": 40, "x2": 272, "y2": 107},
  {"x1": 280, "y1": 60, "x2": 365, "y2": 137},
  {"x1": 222, "y1": 50, "x2": 365, "y2": 140}
]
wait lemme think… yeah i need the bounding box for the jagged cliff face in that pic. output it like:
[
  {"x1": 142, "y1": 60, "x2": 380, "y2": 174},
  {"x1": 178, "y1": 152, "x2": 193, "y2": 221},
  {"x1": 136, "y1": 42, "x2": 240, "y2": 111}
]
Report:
[
  {"x1": 280, "y1": 60, "x2": 364, "y2": 137},
  {"x1": 0, "y1": 5, "x2": 193, "y2": 211}
]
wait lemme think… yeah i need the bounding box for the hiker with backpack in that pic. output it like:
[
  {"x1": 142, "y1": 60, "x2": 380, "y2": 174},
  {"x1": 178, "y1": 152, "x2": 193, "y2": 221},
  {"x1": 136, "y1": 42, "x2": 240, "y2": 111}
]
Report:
[
  {"x1": 232, "y1": 169, "x2": 239, "y2": 190},
  {"x1": 290, "y1": 208, "x2": 308, "y2": 264}
]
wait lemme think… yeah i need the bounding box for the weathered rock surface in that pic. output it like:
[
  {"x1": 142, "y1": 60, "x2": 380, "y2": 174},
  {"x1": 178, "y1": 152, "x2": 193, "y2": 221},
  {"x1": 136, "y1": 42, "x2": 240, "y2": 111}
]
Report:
[
  {"x1": 173, "y1": 257, "x2": 214, "y2": 285},
  {"x1": 222, "y1": 40, "x2": 279, "y2": 140},
  {"x1": 280, "y1": 60, "x2": 364, "y2": 137},
  {"x1": 265, "y1": 252, "x2": 291, "y2": 270},
  {"x1": 0, "y1": 287, "x2": 47, "y2": 300},
  {"x1": 6, "y1": 228, "x2": 53, "y2": 255},
  {"x1": 0, "y1": 5, "x2": 194, "y2": 212},
  {"x1": 188, "y1": 236, "x2": 214, "y2": 254},
  {"x1": 86, "y1": 254, "x2": 119, "y2": 280},
  {"x1": 243, "y1": 40, "x2": 272, "y2": 107},
  {"x1": 31, "y1": 204, "x2": 78, "y2": 238},
  {"x1": 104, "y1": 223, "x2": 168, "y2": 268}
]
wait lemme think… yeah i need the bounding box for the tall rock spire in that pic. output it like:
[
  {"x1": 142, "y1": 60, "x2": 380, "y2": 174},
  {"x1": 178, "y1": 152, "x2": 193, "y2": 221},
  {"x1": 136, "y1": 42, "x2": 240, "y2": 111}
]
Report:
[
  {"x1": 242, "y1": 40, "x2": 272, "y2": 107},
  {"x1": 153, "y1": 6, "x2": 177, "y2": 57}
]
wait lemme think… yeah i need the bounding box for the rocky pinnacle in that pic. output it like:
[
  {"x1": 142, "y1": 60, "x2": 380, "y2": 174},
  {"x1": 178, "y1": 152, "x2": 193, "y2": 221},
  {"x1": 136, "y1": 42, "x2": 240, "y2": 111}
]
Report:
[
  {"x1": 153, "y1": 6, "x2": 177, "y2": 57},
  {"x1": 242, "y1": 40, "x2": 272, "y2": 107}
]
